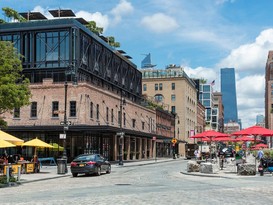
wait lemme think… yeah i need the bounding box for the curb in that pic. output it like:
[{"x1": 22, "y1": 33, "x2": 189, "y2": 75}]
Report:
[
  {"x1": 19, "y1": 174, "x2": 70, "y2": 184},
  {"x1": 180, "y1": 171, "x2": 234, "y2": 179}
]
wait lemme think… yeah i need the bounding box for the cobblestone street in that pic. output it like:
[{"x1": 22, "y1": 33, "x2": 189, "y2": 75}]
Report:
[{"x1": 1, "y1": 159, "x2": 273, "y2": 205}]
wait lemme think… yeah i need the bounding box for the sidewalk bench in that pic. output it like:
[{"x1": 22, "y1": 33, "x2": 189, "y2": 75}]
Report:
[{"x1": 38, "y1": 157, "x2": 57, "y2": 167}]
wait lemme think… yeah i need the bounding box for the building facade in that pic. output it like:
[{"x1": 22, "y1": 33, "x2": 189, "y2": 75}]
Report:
[
  {"x1": 141, "y1": 65, "x2": 198, "y2": 157},
  {"x1": 265, "y1": 51, "x2": 273, "y2": 129},
  {"x1": 0, "y1": 15, "x2": 174, "y2": 161},
  {"x1": 213, "y1": 92, "x2": 224, "y2": 132},
  {"x1": 199, "y1": 83, "x2": 214, "y2": 130},
  {"x1": 220, "y1": 68, "x2": 238, "y2": 124}
]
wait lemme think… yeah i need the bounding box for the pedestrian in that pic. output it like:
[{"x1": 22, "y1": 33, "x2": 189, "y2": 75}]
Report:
[
  {"x1": 194, "y1": 149, "x2": 199, "y2": 160},
  {"x1": 257, "y1": 147, "x2": 264, "y2": 161}
]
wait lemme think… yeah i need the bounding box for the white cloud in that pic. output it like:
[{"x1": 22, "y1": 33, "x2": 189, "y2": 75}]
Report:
[
  {"x1": 141, "y1": 13, "x2": 179, "y2": 33},
  {"x1": 75, "y1": 11, "x2": 109, "y2": 31},
  {"x1": 184, "y1": 66, "x2": 217, "y2": 83},
  {"x1": 217, "y1": 29, "x2": 273, "y2": 75},
  {"x1": 110, "y1": 0, "x2": 134, "y2": 25},
  {"x1": 32, "y1": 6, "x2": 53, "y2": 19},
  {"x1": 236, "y1": 75, "x2": 265, "y2": 128}
]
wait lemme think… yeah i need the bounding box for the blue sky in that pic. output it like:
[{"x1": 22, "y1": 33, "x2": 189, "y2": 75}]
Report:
[{"x1": 1, "y1": 0, "x2": 273, "y2": 128}]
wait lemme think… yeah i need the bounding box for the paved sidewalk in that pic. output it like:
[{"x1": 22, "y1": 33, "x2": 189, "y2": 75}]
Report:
[
  {"x1": 16, "y1": 156, "x2": 272, "y2": 184},
  {"x1": 18, "y1": 157, "x2": 176, "y2": 184}
]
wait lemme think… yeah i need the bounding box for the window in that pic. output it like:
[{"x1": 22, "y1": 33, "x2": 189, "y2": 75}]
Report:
[
  {"x1": 142, "y1": 121, "x2": 145, "y2": 130},
  {"x1": 154, "y1": 94, "x2": 163, "y2": 102},
  {"x1": 52, "y1": 101, "x2": 59, "y2": 117},
  {"x1": 123, "y1": 113, "x2": 126, "y2": 127},
  {"x1": 106, "y1": 107, "x2": 109, "y2": 122},
  {"x1": 155, "y1": 84, "x2": 158, "y2": 91},
  {"x1": 172, "y1": 83, "x2": 175, "y2": 90},
  {"x1": 203, "y1": 85, "x2": 211, "y2": 92},
  {"x1": 90, "y1": 102, "x2": 93, "y2": 118},
  {"x1": 159, "y1": 83, "x2": 163, "y2": 90},
  {"x1": 143, "y1": 84, "x2": 147, "y2": 91},
  {"x1": 70, "y1": 101, "x2": 76, "y2": 117},
  {"x1": 13, "y1": 108, "x2": 20, "y2": 118},
  {"x1": 132, "y1": 119, "x2": 136, "y2": 128},
  {"x1": 118, "y1": 111, "x2": 121, "y2": 125},
  {"x1": 96, "y1": 104, "x2": 99, "y2": 120},
  {"x1": 171, "y1": 106, "x2": 176, "y2": 114},
  {"x1": 171, "y1": 94, "x2": 176, "y2": 101},
  {"x1": 31, "y1": 102, "x2": 37, "y2": 118},
  {"x1": 111, "y1": 109, "x2": 114, "y2": 124}
]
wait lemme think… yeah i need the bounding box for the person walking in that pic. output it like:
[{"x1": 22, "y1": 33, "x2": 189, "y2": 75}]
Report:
[
  {"x1": 257, "y1": 147, "x2": 264, "y2": 161},
  {"x1": 194, "y1": 149, "x2": 199, "y2": 160}
]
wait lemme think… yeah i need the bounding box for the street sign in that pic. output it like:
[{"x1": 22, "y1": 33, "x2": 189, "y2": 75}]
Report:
[
  {"x1": 60, "y1": 134, "x2": 66, "y2": 139},
  {"x1": 171, "y1": 138, "x2": 177, "y2": 144},
  {"x1": 116, "y1": 132, "x2": 125, "y2": 136},
  {"x1": 60, "y1": 121, "x2": 72, "y2": 126}
]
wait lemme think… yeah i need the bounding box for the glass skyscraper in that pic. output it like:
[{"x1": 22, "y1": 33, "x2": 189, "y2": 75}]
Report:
[{"x1": 220, "y1": 68, "x2": 238, "y2": 124}]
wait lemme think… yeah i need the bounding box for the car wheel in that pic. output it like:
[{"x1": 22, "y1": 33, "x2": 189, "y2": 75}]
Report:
[
  {"x1": 72, "y1": 173, "x2": 78, "y2": 177},
  {"x1": 106, "y1": 165, "x2": 111, "y2": 174},
  {"x1": 96, "y1": 167, "x2": 101, "y2": 176}
]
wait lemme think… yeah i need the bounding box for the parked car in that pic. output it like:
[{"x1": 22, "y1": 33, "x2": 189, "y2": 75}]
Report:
[{"x1": 70, "y1": 154, "x2": 111, "y2": 177}]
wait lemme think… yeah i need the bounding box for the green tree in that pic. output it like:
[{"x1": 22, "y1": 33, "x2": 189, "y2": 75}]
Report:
[
  {"x1": 107, "y1": 36, "x2": 120, "y2": 48},
  {"x1": 86, "y1": 21, "x2": 104, "y2": 36},
  {"x1": 0, "y1": 41, "x2": 31, "y2": 127},
  {"x1": 86, "y1": 21, "x2": 120, "y2": 48},
  {"x1": 1, "y1": 7, "x2": 26, "y2": 23}
]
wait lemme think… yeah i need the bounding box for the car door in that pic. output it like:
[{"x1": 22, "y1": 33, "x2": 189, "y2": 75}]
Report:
[{"x1": 96, "y1": 155, "x2": 105, "y2": 171}]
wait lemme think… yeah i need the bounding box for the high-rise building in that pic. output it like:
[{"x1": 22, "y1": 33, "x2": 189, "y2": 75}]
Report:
[
  {"x1": 220, "y1": 68, "x2": 238, "y2": 124},
  {"x1": 141, "y1": 65, "x2": 198, "y2": 157},
  {"x1": 256, "y1": 115, "x2": 265, "y2": 127}
]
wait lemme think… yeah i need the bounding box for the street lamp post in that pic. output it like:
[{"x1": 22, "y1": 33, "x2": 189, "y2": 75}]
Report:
[
  {"x1": 118, "y1": 90, "x2": 125, "y2": 166},
  {"x1": 62, "y1": 81, "x2": 68, "y2": 173}
]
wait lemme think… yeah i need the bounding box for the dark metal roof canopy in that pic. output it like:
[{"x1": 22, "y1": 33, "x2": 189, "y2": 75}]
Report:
[
  {"x1": 49, "y1": 9, "x2": 76, "y2": 17},
  {"x1": 19, "y1": 12, "x2": 47, "y2": 20},
  {"x1": 75, "y1": 18, "x2": 89, "y2": 25}
]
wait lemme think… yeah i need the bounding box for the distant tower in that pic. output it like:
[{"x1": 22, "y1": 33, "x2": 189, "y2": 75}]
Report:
[
  {"x1": 141, "y1": 53, "x2": 156, "y2": 69},
  {"x1": 220, "y1": 68, "x2": 238, "y2": 124}
]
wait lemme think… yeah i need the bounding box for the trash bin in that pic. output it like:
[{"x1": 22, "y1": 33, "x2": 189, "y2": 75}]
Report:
[{"x1": 57, "y1": 158, "x2": 67, "y2": 174}]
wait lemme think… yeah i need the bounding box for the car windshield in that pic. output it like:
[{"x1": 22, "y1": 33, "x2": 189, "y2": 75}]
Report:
[{"x1": 74, "y1": 155, "x2": 95, "y2": 162}]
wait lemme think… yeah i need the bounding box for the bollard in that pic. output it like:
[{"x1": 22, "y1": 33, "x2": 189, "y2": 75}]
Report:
[
  {"x1": 6, "y1": 166, "x2": 10, "y2": 184},
  {"x1": 17, "y1": 166, "x2": 21, "y2": 182}
]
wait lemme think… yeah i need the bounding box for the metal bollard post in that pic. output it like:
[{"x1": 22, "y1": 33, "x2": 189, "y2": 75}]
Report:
[
  {"x1": 6, "y1": 166, "x2": 10, "y2": 183},
  {"x1": 17, "y1": 166, "x2": 21, "y2": 182}
]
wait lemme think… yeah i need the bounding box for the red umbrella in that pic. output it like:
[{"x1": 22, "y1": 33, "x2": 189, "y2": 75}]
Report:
[
  {"x1": 254, "y1": 143, "x2": 268, "y2": 148},
  {"x1": 232, "y1": 126, "x2": 273, "y2": 168},
  {"x1": 232, "y1": 125, "x2": 273, "y2": 137},
  {"x1": 190, "y1": 130, "x2": 229, "y2": 140},
  {"x1": 212, "y1": 136, "x2": 234, "y2": 142},
  {"x1": 233, "y1": 135, "x2": 256, "y2": 142},
  {"x1": 190, "y1": 130, "x2": 229, "y2": 158}
]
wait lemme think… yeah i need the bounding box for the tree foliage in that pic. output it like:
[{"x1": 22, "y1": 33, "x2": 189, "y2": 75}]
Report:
[
  {"x1": 0, "y1": 41, "x2": 31, "y2": 126},
  {"x1": 86, "y1": 21, "x2": 120, "y2": 48},
  {"x1": 1, "y1": 7, "x2": 26, "y2": 23},
  {"x1": 86, "y1": 21, "x2": 104, "y2": 36}
]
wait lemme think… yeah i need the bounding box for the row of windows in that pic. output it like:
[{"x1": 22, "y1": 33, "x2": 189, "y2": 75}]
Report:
[
  {"x1": 13, "y1": 101, "x2": 154, "y2": 131},
  {"x1": 143, "y1": 83, "x2": 176, "y2": 91}
]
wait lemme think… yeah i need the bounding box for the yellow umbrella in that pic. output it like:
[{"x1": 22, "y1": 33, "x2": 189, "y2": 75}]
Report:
[
  {"x1": 22, "y1": 138, "x2": 53, "y2": 155},
  {"x1": 0, "y1": 130, "x2": 24, "y2": 145},
  {"x1": 51, "y1": 143, "x2": 64, "y2": 151},
  {"x1": 37, "y1": 143, "x2": 64, "y2": 152},
  {"x1": 0, "y1": 139, "x2": 16, "y2": 148}
]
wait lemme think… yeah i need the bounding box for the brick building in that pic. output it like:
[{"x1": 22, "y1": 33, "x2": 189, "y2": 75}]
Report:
[{"x1": 0, "y1": 11, "x2": 174, "y2": 161}]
